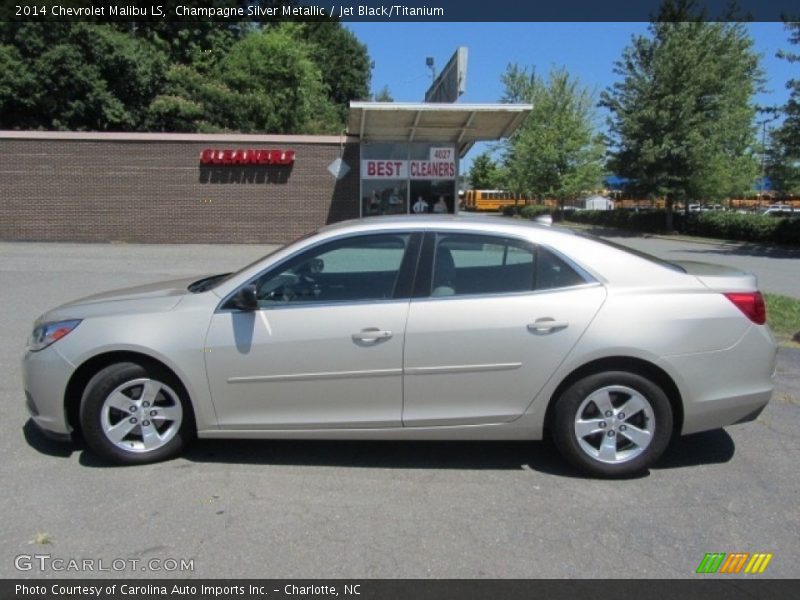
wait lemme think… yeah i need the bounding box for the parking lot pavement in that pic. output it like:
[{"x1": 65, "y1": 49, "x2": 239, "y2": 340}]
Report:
[{"x1": 1, "y1": 241, "x2": 798, "y2": 579}]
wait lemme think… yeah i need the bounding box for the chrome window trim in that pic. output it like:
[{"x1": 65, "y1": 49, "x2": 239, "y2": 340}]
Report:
[{"x1": 409, "y1": 281, "x2": 604, "y2": 304}]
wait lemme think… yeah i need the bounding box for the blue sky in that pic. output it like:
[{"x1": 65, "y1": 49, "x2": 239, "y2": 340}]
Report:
[{"x1": 347, "y1": 22, "x2": 796, "y2": 170}]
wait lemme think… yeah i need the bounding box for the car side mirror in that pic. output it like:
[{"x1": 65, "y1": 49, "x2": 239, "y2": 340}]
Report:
[{"x1": 231, "y1": 284, "x2": 258, "y2": 311}]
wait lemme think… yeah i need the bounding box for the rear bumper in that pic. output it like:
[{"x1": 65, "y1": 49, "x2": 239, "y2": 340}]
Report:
[
  {"x1": 664, "y1": 324, "x2": 777, "y2": 435},
  {"x1": 733, "y1": 402, "x2": 769, "y2": 425}
]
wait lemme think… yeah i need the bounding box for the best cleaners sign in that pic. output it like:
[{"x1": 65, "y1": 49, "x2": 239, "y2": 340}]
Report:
[{"x1": 362, "y1": 147, "x2": 456, "y2": 180}]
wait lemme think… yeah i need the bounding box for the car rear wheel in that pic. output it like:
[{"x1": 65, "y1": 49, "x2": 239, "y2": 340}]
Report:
[
  {"x1": 552, "y1": 371, "x2": 673, "y2": 477},
  {"x1": 79, "y1": 362, "x2": 193, "y2": 465}
]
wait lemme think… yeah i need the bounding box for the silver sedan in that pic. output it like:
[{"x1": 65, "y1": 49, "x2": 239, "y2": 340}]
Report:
[{"x1": 21, "y1": 216, "x2": 777, "y2": 476}]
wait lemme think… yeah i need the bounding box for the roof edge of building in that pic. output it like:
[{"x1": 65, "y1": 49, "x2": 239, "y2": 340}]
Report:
[{"x1": 0, "y1": 130, "x2": 358, "y2": 144}]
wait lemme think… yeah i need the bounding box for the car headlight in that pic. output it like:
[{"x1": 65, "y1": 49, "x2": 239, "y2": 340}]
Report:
[{"x1": 27, "y1": 319, "x2": 82, "y2": 352}]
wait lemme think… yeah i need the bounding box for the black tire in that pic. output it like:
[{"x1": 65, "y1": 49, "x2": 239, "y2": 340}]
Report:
[
  {"x1": 552, "y1": 371, "x2": 673, "y2": 478},
  {"x1": 79, "y1": 362, "x2": 194, "y2": 465}
]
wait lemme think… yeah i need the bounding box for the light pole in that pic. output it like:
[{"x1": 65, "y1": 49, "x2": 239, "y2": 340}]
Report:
[{"x1": 426, "y1": 57, "x2": 436, "y2": 83}]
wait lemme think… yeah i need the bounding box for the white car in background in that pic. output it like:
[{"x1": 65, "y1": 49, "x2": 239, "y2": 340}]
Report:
[
  {"x1": 760, "y1": 205, "x2": 797, "y2": 218},
  {"x1": 22, "y1": 216, "x2": 777, "y2": 477}
]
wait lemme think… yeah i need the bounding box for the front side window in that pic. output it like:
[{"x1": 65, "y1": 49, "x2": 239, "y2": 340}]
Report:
[
  {"x1": 429, "y1": 233, "x2": 591, "y2": 297},
  {"x1": 251, "y1": 234, "x2": 411, "y2": 307}
]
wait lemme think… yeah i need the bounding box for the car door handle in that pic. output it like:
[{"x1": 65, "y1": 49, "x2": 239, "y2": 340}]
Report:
[
  {"x1": 527, "y1": 318, "x2": 569, "y2": 333},
  {"x1": 352, "y1": 328, "x2": 393, "y2": 342}
]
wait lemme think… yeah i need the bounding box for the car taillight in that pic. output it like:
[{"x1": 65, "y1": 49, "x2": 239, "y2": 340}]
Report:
[{"x1": 724, "y1": 291, "x2": 766, "y2": 325}]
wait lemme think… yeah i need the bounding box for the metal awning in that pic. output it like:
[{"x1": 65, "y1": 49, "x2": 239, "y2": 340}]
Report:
[{"x1": 348, "y1": 102, "x2": 532, "y2": 157}]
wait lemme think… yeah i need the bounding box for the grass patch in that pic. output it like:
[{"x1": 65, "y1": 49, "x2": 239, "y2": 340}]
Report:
[{"x1": 765, "y1": 293, "x2": 800, "y2": 347}]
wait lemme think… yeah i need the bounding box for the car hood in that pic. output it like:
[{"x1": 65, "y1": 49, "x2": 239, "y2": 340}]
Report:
[{"x1": 39, "y1": 276, "x2": 202, "y2": 322}]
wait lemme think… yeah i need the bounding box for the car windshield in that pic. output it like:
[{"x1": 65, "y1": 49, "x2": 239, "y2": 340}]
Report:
[{"x1": 576, "y1": 232, "x2": 686, "y2": 273}]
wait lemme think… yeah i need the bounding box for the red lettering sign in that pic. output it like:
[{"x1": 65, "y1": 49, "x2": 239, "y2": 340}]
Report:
[
  {"x1": 362, "y1": 160, "x2": 408, "y2": 180},
  {"x1": 200, "y1": 149, "x2": 296, "y2": 166},
  {"x1": 409, "y1": 160, "x2": 456, "y2": 180}
]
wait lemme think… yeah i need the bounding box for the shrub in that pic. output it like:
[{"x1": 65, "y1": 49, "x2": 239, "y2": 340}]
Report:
[
  {"x1": 684, "y1": 212, "x2": 800, "y2": 244},
  {"x1": 564, "y1": 209, "x2": 800, "y2": 245},
  {"x1": 520, "y1": 205, "x2": 552, "y2": 220},
  {"x1": 565, "y1": 209, "x2": 678, "y2": 232}
]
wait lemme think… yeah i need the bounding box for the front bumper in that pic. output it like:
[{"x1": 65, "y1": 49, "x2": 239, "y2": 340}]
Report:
[{"x1": 21, "y1": 346, "x2": 76, "y2": 438}]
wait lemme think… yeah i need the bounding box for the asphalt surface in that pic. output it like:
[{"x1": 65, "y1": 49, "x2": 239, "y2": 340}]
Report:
[{"x1": 1, "y1": 240, "x2": 798, "y2": 579}]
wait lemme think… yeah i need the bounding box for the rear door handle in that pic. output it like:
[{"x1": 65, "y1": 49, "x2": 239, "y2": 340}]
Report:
[
  {"x1": 352, "y1": 328, "x2": 393, "y2": 342},
  {"x1": 527, "y1": 318, "x2": 569, "y2": 333}
]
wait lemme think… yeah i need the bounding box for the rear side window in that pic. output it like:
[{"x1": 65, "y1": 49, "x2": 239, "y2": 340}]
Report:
[
  {"x1": 536, "y1": 247, "x2": 590, "y2": 290},
  {"x1": 427, "y1": 233, "x2": 590, "y2": 297}
]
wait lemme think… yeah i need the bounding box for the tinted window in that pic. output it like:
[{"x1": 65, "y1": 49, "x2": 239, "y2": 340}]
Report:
[
  {"x1": 431, "y1": 234, "x2": 535, "y2": 296},
  {"x1": 536, "y1": 247, "x2": 590, "y2": 290},
  {"x1": 251, "y1": 234, "x2": 410, "y2": 306},
  {"x1": 428, "y1": 234, "x2": 591, "y2": 297}
]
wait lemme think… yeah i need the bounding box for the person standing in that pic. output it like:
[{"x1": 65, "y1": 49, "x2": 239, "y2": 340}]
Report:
[
  {"x1": 368, "y1": 190, "x2": 380, "y2": 215},
  {"x1": 433, "y1": 195, "x2": 448, "y2": 214},
  {"x1": 412, "y1": 196, "x2": 428, "y2": 214}
]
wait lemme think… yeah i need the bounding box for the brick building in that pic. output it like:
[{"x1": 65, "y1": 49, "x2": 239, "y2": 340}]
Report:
[{"x1": 0, "y1": 103, "x2": 530, "y2": 244}]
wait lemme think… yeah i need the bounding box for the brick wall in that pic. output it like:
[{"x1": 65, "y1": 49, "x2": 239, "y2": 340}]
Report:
[{"x1": 0, "y1": 133, "x2": 361, "y2": 244}]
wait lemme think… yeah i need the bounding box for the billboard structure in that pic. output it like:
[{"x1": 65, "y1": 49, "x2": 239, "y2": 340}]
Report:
[{"x1": 424, "y1": 47, "x2": 468, "y2": 103}]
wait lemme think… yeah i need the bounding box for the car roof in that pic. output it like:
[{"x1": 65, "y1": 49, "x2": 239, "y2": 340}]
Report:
[{"x1": 319, "y1": 214, "x2": 576, "y2": 243}]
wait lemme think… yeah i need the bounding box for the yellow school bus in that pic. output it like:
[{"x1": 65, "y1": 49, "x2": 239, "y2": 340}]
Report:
[
  {"x1": 462, "y1": 190, "x2": 537, "y2": 211},
  {"x1": 462, "y1": 190, "x2": 564, "y2": 212}
]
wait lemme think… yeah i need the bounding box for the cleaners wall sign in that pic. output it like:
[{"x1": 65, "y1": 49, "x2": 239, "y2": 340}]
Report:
[{"x1": 200, "y1": 149, "x2": 296, "y2": 166}]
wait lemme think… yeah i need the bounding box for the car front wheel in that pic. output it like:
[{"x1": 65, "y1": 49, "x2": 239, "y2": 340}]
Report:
[
  {"x1": 79, "y1": 362, "x2": 193, "y2": 465},
  {"x1": 552, "y1": 371, "x2": 673, "y2": 477}
]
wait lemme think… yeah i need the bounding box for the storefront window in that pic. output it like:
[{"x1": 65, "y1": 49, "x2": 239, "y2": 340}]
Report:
[
  {"x1": 410, "y1": 180, "x2": 455, "y2": 214},
  {"x1": 362, "y1": 180, "x2": 407, "y2": 215},
  {"x1": 360, "y1": 142, "x2": 457, "y2": 217}
]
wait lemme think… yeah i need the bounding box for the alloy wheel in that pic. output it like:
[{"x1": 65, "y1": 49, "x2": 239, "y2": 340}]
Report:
[{"x1": 100, "y1": 378, "x2": 183, "y2": 453}]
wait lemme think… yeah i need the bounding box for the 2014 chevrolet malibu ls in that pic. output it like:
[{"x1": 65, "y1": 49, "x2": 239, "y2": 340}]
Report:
[{"x1": 22, "y1": 216, "x2": 777, "y2": 476}]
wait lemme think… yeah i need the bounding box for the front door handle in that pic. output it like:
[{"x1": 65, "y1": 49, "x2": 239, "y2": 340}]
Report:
[
  {"x1": 527, "y1": 318, "x2": 569, "y2": 333},
  {"x1": 352, "y1": 328, "x2": 393, "y2": 342}
]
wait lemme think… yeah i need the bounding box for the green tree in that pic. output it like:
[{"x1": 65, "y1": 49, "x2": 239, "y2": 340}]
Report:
[
  {"x1": 297, "y1": 21, "x2": 371, "y2": 122},
  {"x1": 601, "y1": 0, "x2": 762, "y2": 229},
  {"x1": 146, "y1": 64, "x2": 246, "y2": 133},
  {"x1": 501, "y1": 65, "x2": 604, "y2": 210},
  {"x1": 0, "y1": 18, "x2": 371, "y2": 134},
  {"x1": 766, "y1": 21, "x2": 800, "y2": 195},
  {"x1": 372, "y1": 85, "x2": 394, "y2": 102},
  {"x1": 468, "y1": 151, "x2": 502, "y2": 189},
  {"x1": 217, "y1": 24, "x2": 339, "y2": 133},
  {"x1": 0, "y1": 22, "x2": 167, "y2": 131},
  {"x1": 0, "y1": 44, "x2": 36, "y2": 127}
]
